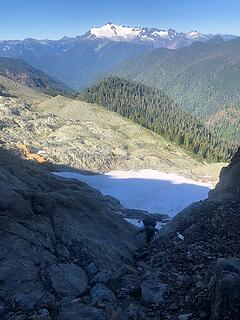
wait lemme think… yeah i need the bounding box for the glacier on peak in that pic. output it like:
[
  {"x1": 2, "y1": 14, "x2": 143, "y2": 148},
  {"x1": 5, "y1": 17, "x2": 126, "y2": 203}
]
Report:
[
  {"x1": 90, "y1": 23, "x2": 142, "y2": 40},
  {"x1": 88, "y1": 22, "x2": 207, "y2": 43}
]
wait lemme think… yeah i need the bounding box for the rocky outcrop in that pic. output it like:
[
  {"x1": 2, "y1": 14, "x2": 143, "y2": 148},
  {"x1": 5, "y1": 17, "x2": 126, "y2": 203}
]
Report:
[
  {"x1": 211, "y1": 258, "x2": 240, "y2": 320},
  {"x1": 112, "y1": 148, "x2": 240, "y2": 319},
  {"x1": 0, "y1": 146, "x2": 140, "y2": 319},
  {"x1": 209, "y1": 147, "x2": 240, "y2": 201}
]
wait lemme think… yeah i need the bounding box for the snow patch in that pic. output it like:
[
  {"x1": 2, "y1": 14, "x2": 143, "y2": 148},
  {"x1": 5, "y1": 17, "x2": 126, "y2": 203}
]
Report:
[
  {"x1": 88, "y1": 23, "x2": 208, "y2": 45},
  {"x1": 2, "y1": 46, "x2": 11, "y2": 51},
  {"x1": 90, "y1": 22, "x2": 142, "y2": 40},
  {"x1": 152, "y1": 30, "x2": 169, "y2": 38},
  {"x1": 53, "y1": 169, "x2": 212, "y2": 217},
  {"x1": 124, "y1": 218, "x2": 165, "y2": 230},
  {"x1": 186, "y1": 31, "x2": 202, "y2": 39},
  {"x1": 177, "y1": 232, "x2": 185, "y2": 240}
]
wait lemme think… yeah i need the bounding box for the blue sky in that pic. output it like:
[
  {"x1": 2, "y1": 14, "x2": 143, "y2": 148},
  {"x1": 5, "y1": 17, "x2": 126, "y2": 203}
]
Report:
[{"x1": 1, "y1": 0, "x2": 240, "y2": 40}]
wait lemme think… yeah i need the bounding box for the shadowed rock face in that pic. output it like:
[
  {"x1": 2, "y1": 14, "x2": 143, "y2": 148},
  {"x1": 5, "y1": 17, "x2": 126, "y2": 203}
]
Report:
[
  {"x1": 211, "y1": 258, "x2": 240, "y2": 320},
  {"x1": 0, "y1": 146, "x2": 140, "y2": 318},
  {"x1": 209, "y1": 148, "x2": 240, "y2": 201}
]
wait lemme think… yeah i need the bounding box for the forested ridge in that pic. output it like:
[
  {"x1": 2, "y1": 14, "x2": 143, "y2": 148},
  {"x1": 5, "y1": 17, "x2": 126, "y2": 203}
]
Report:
[
  {"x1": 112, "y1": 38, "x2": 240, "y2": 141},
  {"x1": 0, "y1": 57, "x2": 73, "y2": 96},
  {"x1": 81, "y1": 77, "x2": 237, "y2": 162}
]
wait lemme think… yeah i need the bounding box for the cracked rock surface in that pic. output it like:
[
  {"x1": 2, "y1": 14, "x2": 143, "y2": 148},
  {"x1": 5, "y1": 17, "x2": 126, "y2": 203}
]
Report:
[{"x1": 0, "y1": 146, "x2": 140, "y2": 319}]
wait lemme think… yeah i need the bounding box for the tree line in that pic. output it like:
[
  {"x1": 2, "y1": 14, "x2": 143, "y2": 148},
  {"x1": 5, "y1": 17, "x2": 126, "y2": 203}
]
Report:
[{"x1": 81, "y1": 77, "x2": 237, "y2": 162}]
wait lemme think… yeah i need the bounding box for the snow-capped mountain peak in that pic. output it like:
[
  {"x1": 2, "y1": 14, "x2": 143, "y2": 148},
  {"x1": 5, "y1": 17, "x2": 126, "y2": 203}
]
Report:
[
  {"x1": 87, "y1": 23, "x2": 209, "y2": 47},
  {"x1": 90, "y1": 22, "x2": 142, "y2": 40},
  {"x1": 186, "y1": 31, "x2": 203, "y2": 39},
  {"x1": 152, "y1": 30, "x2": 169, "y2": 39}
]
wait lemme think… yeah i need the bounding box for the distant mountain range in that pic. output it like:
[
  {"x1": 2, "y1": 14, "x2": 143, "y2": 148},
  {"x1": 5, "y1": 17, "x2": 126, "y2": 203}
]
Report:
[
  {"x1": 0, "y1": 22, "x2": 237, "y2": 89},
  {"x1": 86, "y1": 22, "x2": 236, "y2": 48},
  {"x1": 0, "y1": 23, "x2": 239, "y2": 142}
]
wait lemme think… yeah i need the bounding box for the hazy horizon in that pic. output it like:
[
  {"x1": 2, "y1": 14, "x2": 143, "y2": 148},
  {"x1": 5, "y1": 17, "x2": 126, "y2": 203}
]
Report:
[{"x1": 1, "y1": 21, "x2": 239, "y2": 42}]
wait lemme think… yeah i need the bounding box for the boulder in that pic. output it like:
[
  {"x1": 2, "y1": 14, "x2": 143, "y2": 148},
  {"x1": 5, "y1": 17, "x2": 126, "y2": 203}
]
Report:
[
  {"x1": 209, "y1": 148, "x2": 240, "y2": 201},
  {"x1": 211, "y1": 258, "x2": 240, "y2": 320},
  {"x1": 38, "y1": 308, "x2": 50, "y2": 319},
  {"x1": 90, "y1": 283, "x2": 117, "y2": 307},
  {"x1": 0, "y1": 257, "x2": 48, "y2": 309},
  {"x1": 47, "y1": 263, "x2": 88, "y2": 298},
  {"x1": 92, "y1": 270, "x2": 113, "y2": 285},
  {"x1": 87, "y1": 262, "x2": 98, "y2": 276},
  {"x1": 140, "y1": 277, "x2": 167, "y2": 305}
]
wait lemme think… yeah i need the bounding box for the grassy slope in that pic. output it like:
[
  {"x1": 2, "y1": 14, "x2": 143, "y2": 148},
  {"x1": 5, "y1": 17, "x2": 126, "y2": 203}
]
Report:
[
  {"x1": 0, "y1": 74, "x2": 224, "y2": 185},
  {"x1": 37, "y1": 95, "x2": 224, "y2": 184},
  {"x1": 0, "y1": 74, "x2": 49, "y2": 104}
]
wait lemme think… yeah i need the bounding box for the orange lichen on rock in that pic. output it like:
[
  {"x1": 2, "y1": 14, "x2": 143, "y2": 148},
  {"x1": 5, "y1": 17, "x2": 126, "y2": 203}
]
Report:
[{"x1": 16, "y1": 142, "x2": 48, "y2": 164}]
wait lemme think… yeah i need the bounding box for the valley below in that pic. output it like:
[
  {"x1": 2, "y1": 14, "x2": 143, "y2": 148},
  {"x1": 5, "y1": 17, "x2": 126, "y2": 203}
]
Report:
[
  {"x1": 0, "y1": 92, "x2": 225, "y2": 226},
  {"x1": 0, "y1": 30, "x2": 239, "y2": 319}
]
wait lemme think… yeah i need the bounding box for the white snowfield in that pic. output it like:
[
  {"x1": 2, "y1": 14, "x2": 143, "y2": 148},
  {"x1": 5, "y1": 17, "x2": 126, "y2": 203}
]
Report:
[
  {"x1": 125, "y1": 218, "x2": 165, "y2": 230},
  {"x1": 89, "y1": 22, "x2": 204, "y2": 42},
  {"x1": 53, "y1": 169, "x2": 212, "y2": 217},
  {"x1": 90, "y1": 23, "x2": 142, "y2": 40}
]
